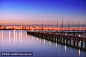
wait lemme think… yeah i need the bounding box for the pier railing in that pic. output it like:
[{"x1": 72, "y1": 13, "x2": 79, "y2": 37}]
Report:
[{"x1": 27, "y1": 31, "x2": 86, "y2": 51}]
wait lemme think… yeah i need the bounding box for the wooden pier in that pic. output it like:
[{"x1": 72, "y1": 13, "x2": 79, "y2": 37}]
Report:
[{"x1": 27, "y1": 31, "x2": 86, "y2": 51}]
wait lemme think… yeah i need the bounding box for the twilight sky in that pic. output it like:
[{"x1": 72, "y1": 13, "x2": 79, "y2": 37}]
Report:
[{"x1": 0, "y1": 0, "x2": 86, "y2": 25}]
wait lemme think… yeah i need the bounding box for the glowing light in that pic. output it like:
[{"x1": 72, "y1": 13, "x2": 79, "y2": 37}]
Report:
[
  {"x1": 79, "y1": 35, "x2": 80, "y2": 37},
  {"x1": 32, "y1": 28, "x2": 33, "y2": 30},
  {"x1": 44, "y1": 28, "x2": 45, "y2": 29},
  {"x1": 9, "y1": 26, "x2": 10, "y2": 28},
  {"x1": 18, "y1": 28, "x2": 20, "y2": 29},
  {"x1": 65, "y1": 33, "x2": 67, "y2": 35},
  {"x1": 49, "y1": 28, "x2": 51, "y2": 29}
]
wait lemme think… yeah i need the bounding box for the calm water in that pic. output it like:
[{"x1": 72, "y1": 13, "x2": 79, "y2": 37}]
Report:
[{"x1": 0, "y1": 30, "x2": 86, "y2": 57}]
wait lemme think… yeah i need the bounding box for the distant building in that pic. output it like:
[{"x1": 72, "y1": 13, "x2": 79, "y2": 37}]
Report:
[{"x1": 0, "y1": 25, "x2": 1, "y2": 27}]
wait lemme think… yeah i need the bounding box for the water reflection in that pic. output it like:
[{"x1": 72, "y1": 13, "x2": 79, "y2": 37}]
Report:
[
  {"x1": 79, "y1": 49, "x2": 80, "y2": 56},
  {"x1": 0, "y1": 35, "x2": 1, "y2": 39},
  {"x1": 37, "y1": 37, "x2": 38, "y2": 43},
  {"x1": 2, "y1": 31, "x2": 3, "y2": 44},
  {"x1": 49, "y1": 40, "x2": 51, "y2": 45},
  {"x1": 40, "y1": 38, "x2": 41, "y2": 41},
  {"x1": 14, "y1": 30, "x2": 15, "y2": 43},
  {"x1": 16, "y1": 33, "x2": 17, "y2": 40},
  {"x1": 32, "y1": 36, "x2": 33, "y2": 39},
  {"x1": 26, "y1": 33, "x2": 27, "y2": 41},
  {"x1": 19, "y1": 32, "x2": 20, "y2": 42},
  {"x1": 9, "y1": 31, "x2": 10, "y2": 45},
  {"x1": 56, "y1": 42, "x2": 57, "y2": 56},
  {"x1": 56, "y1": 42, "x2": 57, "y2": 48},
  {"x1": 44, "y1": 39, "x2": 45, "y2": 45},
  {"x1": 65, "y1": 45, "x2": 66, "y2": 51},
  {"x1": 0, "y1": 30, "x2": 86, "y2": 57},
  {"x1": 21, "y1": 30, "x2": 22, "y2": 43},
  {"x1": 37, "y1": 37, "x2": 38, "y2": 41}
]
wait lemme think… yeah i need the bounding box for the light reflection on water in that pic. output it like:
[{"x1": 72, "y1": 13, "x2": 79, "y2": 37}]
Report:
[
  {"x1": 9, "y1": 31, "x2": 10, "y2": 45},
  {"x1": 79, "y1": 49, "x2": 80, "y2": 56},
  {"x1": 44, "y1": 39, "x2": 45, "y2": 45},
  {"x1": 0, "y1": 30, "x2": 86, "y2": 57},
  {"x1": 14, "y1": 30, "x2": 15, "y2": 43},
  {"x1": 21, "y1": 30, "x2": 22, "y2": 43},
  {"x1": 16, "y1": 32, "x2": 17, "y2": 40},
  {"x1": 2, "y1": 31, "x2": 3, "y2": 44},
  {"x1": 49, "y1": 40, "x2": 51, "y2": 45},
  {"x1": 19, "y1": 32, "x2": 20, "y2": 42},
  {"x1": 65, "y1": 45, "x2": 66, "y2": 52},
  {"x1": 26, "y1": 33, "x2": 27, "y2": 41},
  {"x1": 56, "y1": 42, "x2": 57, "y2": 48}
]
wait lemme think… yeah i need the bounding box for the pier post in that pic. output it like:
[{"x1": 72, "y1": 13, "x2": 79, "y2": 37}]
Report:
[
  {"x1": 57, "y1": 37, "x2": 58, "y2": 43},
  {"x1": 70, "y1": 37, "x2": 71, "y2": 46},
  {"x1": 81, "y1": 39, "x2": 83, "y2": 49},
  {"x1": 55, "y1": 37, "x2": 56, "y2": 42},
  {"x1": 50, "y1": 36, "x2": 51, "y2": 40},
  {"x1": 44, "y1": 35, "x2": 46, "y2": 39},
  {"x1": 66, "y1": 37, "x2": 68, "y2": 45},
  {"x1": 63, "y1": 37, "x2": 65, "y2": 45},
  {"x1": 36, "y1": 34, "x2": 38, "y2": 37},
  {"x1": 60, "y1": 37, "x2": 61, "y2": 43},
  {"x1": 60, "y1": 36, "x2": 62, "y2": 44},
  {"x1": 49, "y1": 36, "x2": 51, "y2": 40},
  {"x1": 58, "y1": 37, "x2": 59, "y2": 43},
  {"x1": 43, "y1": 34, "x2": 44, "y2": 38},
  {"x1": 42, "y1": 34, "x2": 43, "y2": 38},
  {"x1": 73, "y1": 38, "x2": 75, "y2": 47},
  {"x1": 52, "y1": 36, "x2": 54, "y2": 41},
  {"x1": 60, "y1": 36, "x2": 62, "y2": 43},
  {"x1": 77, "y1": 38, "x2": 78, "y2": 48},
  {"x1": 46, "y1": 36, "x2": 48, "y2": 40},
  {"x1": 49, "y1": 36, "x2": 50, "y2": 40},
  {"x1": 55, "y1": 37, "x2": 57, "y2": 42}
]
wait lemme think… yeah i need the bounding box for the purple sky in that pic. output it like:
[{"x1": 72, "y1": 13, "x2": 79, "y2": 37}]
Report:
[{"x1": 0, "y1": 0, "x2": 86, "y2": 25}]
